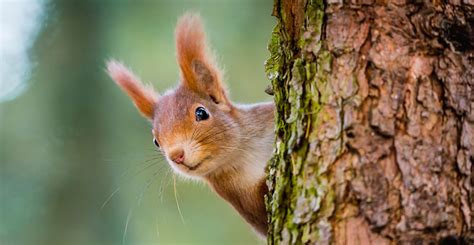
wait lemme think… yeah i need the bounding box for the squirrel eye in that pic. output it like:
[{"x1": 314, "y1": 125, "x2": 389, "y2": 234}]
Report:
[
  {"x1": 153, "y1": 138, "x2": 160, "y2": 148},
  {"x1": 195, "y1": 107, "x2": 209, "y2": 121}
]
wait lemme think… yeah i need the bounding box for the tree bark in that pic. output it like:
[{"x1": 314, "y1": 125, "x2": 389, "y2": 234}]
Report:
[{"x1": 265, "y1": 0, "x2": 473, "y2": 244}]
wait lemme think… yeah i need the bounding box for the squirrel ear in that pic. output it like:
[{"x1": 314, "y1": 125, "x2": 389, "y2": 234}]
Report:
[
  {"x1": 175, "y1": 13, "x2": 230, "y2": 108},
  {"x1": 106, "y1": 60, "x2": 157, "y2": 119}
]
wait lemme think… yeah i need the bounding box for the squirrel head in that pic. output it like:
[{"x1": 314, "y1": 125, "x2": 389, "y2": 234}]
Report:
[{"x1": 107, "y1": 13, "x2": 240, "y2": 178}]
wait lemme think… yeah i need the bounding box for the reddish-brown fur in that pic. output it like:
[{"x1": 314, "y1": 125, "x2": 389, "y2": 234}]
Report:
[
  {"x1": 107, "y1": 61, "x2": 157, "y2": 119},
  {"x1": 107, "y1": 13, "x2": 274, "y2": 238},
  {"x1": 175, "y1": 14, "x2": 230, "y2": 107}
]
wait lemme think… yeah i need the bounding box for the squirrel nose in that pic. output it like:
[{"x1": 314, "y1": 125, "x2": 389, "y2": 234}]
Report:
[{"x1": 169, "y1": 149, "x2": 185, "y2": 164}]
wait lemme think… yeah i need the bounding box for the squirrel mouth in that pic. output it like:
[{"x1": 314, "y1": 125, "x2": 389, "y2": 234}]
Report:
[{"x1": 182, "y1": 156, "x2": 211, "y2": 171}]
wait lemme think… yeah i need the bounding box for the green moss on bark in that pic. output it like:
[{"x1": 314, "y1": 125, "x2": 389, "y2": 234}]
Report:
[{"x1": 265, "y1": 0, "x2": 338, "y2": 244}]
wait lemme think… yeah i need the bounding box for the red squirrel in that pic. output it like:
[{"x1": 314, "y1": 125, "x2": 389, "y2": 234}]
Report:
[{"x1": 106, "y1": 13, "x2": 274, "y2": 237}]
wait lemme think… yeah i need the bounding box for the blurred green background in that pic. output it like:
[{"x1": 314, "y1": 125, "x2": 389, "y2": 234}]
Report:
[{"x1": 0, "y1": 0, "x2": 274, "y2": 244}]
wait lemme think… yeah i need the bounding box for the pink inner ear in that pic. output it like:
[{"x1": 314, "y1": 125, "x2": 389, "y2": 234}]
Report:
[{"x1": 106, "y1": 60, "x2": 158, "y2": 119}]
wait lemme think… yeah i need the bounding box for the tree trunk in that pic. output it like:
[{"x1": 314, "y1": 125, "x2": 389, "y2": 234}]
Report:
[{"x1": 265, "y1": 0, "x2": 473, "y2": 244}]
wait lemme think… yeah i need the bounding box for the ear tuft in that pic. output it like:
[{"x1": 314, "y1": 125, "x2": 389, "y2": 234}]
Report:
[
  {"x1": 106, "y1": 60, "x2": 157, "y2": 119},
  {"x1": 175, "y1": 13, "x2": 229, "y2": 106},
  {"x1": 175, "y1": 13, "x2": 216, "y2": 88}
]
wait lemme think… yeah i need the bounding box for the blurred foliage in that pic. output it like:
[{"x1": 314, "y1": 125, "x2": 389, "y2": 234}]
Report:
[{"x1": 0, "y1": 0, "x2": 274, "y2": 244}]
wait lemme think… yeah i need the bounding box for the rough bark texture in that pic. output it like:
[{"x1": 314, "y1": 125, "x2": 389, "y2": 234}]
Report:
[{"x1": 265, "y1": 0, "x2": 473, "y2": 244}]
